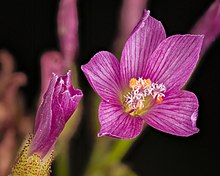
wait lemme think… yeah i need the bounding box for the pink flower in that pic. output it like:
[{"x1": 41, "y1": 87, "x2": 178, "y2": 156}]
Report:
[
  {"x1": 39, "y1": 0, "x2": 79, "y2": 101},
  {"x1": 30, "y1": 71, "x2": 82, "y2": 157},
  {"x1": 81, "y1": 10, "x2": 203, "y2": 139},
  {"x1": 191, "y1": 0, "x2": 220, "y2": 56},
  {"x1": 114, "y1": 0, "x2": 148, "y2": 57},
  {"x1": 57, "y1": 0, "x2": 78, "y2": 68},
  {"x1": 11, "y1": 71, "x2": 82, "y2": 175}
]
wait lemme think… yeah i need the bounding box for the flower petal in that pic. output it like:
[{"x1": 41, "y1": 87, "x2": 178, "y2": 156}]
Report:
[
  {"x1": 30, "y1": 74, "x2": 57, "y2": 157},
  {"x1": 120, "y1": 10, "x2": 166, "y2": 86},
  {"x1": 53, "y1": 71, "x2": 83, "y2": 122},
  {"x1": 142, "y1": 90, "x2": 199, "y2": 136},
  {"x1": 34, "y1": 73, "x2": 57, "y2": 134},
  {"x1": 98, "y1": 101, "x2": 143, "y2": 139},
  {"x1": 81, "y1": 51, "x2": 121, "y2": 104},
  {"x1": 144, "y1": 35, "x2": 203, "y2": 91},
  {"x1": 30, "y1": 71, "x2": 82, "y2": 157}
]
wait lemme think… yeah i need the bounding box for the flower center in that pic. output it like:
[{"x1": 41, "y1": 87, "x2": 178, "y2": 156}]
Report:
[{"x1": 123, "y1": 78, "x2": 166, "y2": 116}]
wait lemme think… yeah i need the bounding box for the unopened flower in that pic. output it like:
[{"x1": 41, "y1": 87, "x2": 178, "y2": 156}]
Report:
[
  {"x1": 57, "y1": 0, "x2": 78, "y2": 68},
  {"x1": 40, "y1": 0, "x2": 79, "y2": 100},
  {"x1": 114, "y1": 0, "x2": 148, "y2": 57},
  {"x1": 191, "y1": 0, "x2": 220, "y2": 56},
  {"x1": 11, "y1": 71, "x2": 83, "y2": 175},
  {"x1": 0, "y1": 50, "x2": 29, "y2": 176},
  {"x1": 82, "y1": 10, "x2": 203, "y2": 139}
]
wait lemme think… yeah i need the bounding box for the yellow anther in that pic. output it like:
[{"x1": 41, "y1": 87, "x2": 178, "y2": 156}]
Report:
[
  {"x1": 141, "y1": 79, "x2": 151, "y2": 87},
  {"x1": 156, "y1": 96, "x2": 163, "y2": 103},
  {"x1": 129, "y1": 78, "x2": 137, "y2": 88},
  {"x1": 145, "y1": 78, "x2": 151, "y2": 85}
]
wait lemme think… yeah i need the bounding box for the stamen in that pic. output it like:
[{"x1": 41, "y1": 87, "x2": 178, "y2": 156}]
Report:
[
  {"x1": 129, "y1": 78, "x2": 137, "y2": 89},
  {"x1": 124, "y1": 77, "x2": 166, "y2": 114},
  {"x1": 145, "y1": 78, "x2": 151, "y2": 86},
  {"x1": 156, "y1": 95, "x2": 163, "y2": 103},
  {"x1": 136, "y1": 101, "x2": 144, "y2": 110}
]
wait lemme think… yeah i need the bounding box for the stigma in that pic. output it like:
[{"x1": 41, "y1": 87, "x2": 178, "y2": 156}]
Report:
[{"x1": 124, "y1": 78, "x2": 166, "y2": 114}]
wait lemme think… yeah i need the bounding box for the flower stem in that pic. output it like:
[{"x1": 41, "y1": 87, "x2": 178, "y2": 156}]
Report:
[
  {"x1": 55, "y1": 146, "x2": 70, "y2": 176},
  {"x1": 106, "y1": 139, "x2": 136, "y2": 165}
]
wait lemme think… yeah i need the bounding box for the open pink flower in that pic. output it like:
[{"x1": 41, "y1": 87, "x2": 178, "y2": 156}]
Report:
[{"x1": 81, "y1": 10, "x2": 203, "y2": 139}]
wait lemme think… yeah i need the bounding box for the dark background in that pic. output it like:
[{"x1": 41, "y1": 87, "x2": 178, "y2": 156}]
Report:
[{"x1": 0, "y1": 0, "x2": 219, "y2": 175}]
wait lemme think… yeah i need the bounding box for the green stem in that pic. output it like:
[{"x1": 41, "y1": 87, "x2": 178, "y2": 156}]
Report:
[
  {"x1": 106, "y1": 139, "x2": 136, "y2": 165},
  {"x1": 55, "y1": 146, "x2": 70, "y2": 176}
]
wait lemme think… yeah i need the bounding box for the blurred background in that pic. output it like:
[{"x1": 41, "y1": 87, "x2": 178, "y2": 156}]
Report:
[{"x1": 0, "y1": 0, "x2": 219, "y2": 176}]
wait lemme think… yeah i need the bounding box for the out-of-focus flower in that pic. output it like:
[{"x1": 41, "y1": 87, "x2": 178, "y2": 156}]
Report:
[
  {"x1": 38, "y1": 2, "x2": 80, "y2": 173},
  {"x1": 57, "y1": 0, "x2": 78, "y2": 68},
  {"x1": 11, "y1": 71, "x2": 83, "y2": 175},
  {"x1": 191, "y1": 0, "x2": 220, "y2": 56},
  {"x1": 113, "y1": 0, "x2": 148, "y2": 58},
  {"x1": 40, "y1": 51, "x2": 64, "y2": 102},
  {"x1": 39, "y1": 0, "x2": 79, "y2": 99},
  {"x1": 0, "y1": 50, "x2": 30, "y2": 176},
  {"x1": 0, "y1": 129, "x2": 16, "y2": 176},
  {"x1": 82, "y1": 10, "x2": 203, "y2": 139}
]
